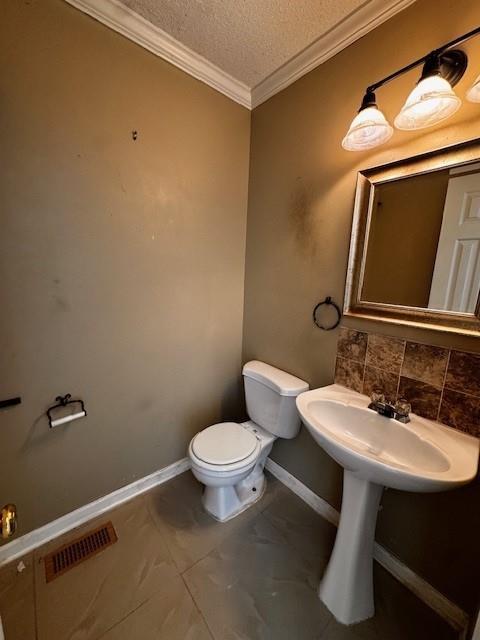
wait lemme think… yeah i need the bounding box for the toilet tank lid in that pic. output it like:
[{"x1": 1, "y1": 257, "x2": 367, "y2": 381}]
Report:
[{"x1": 242, "y1": 361, "x2": 309, "y2": 397}]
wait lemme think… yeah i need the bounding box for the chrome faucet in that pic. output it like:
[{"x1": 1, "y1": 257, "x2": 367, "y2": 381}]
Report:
[{"x1": 368, "y1": 390, "x2": 411, "y2": 423}]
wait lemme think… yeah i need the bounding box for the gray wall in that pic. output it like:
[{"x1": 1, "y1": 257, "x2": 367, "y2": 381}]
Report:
[
  {"x1": 0, "y1": 0, "x2": 250, "y2": 538},
  {"x1": 243, "y1": 0, "x2": 480, "y2": 616}
]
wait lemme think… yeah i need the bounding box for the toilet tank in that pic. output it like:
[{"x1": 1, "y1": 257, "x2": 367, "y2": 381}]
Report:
[{"x1": 242, "y1": 361, "x2": 309, "y2": 439}]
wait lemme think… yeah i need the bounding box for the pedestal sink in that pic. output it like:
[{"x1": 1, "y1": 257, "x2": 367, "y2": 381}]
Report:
[{"x1": 296, "y1": 384, "x2": 479, "y2": 625}]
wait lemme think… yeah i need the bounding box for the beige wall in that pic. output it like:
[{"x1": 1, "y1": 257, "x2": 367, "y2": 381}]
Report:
[
  {"x1": 244, "y1": 0, "x2": 480, "y2": 616},
  {"x1": 2, "y1": 0, "x2": 479, "y2": 622},
  {"x1": 0, "y1": 1, "x2": 250, "y2": 538}
]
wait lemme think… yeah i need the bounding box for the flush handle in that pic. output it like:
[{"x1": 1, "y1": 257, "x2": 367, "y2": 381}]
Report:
[{"x1": 1, "y1": 504, "x2": 18, "y2": 539}]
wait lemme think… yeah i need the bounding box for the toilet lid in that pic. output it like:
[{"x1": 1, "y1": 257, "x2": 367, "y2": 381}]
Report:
[{"x1": 192, "y1": 422, "x2": 258, "y2": 465}]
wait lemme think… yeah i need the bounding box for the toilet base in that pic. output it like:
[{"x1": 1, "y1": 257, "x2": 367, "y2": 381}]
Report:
[{"x1": 202, "y1": 470, "x2": 267, "y2": 522}]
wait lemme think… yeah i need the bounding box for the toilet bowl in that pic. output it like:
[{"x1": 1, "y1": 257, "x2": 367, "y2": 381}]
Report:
[{"x1": 188, "y1": 361, "x2": 309, "y2": 521}]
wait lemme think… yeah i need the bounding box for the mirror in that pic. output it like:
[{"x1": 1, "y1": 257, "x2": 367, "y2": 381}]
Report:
[{"x1": 344, "y1": 139, "x2": 480, "y2": 335}]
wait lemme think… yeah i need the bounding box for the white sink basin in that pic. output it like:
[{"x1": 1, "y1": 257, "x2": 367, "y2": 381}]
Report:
[
  {"x1": 296, "y1": 384, "x2": 479, "y2": 625},
  {"x1": 297, "y1": 385, "x2": 478, "y2": 493}
]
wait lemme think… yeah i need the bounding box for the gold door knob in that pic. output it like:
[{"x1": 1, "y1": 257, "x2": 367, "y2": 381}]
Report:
[{"x1": 1, "y1": 504, "x2": 17, "y2": 539}]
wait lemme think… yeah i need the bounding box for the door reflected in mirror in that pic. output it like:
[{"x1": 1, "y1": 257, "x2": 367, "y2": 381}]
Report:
[{"x1": 362, "y1": 163, "x2": 480, "y2": 313}]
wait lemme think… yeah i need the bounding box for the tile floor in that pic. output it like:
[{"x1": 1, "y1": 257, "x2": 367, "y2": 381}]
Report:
[{"x1": 0, "y1": 472, "x2": 458, "y2": 640}]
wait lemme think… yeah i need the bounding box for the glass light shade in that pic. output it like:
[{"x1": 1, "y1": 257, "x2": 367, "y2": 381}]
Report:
[
  {"x1": 394, "y1": 75, "x2": 461, "y2": 130},
  {"x1": 466, "y1": 74, "x2": 480, "y2": 103},
  {"x1": 342, "y1": 106, "x2": 393, "y2": 151}
]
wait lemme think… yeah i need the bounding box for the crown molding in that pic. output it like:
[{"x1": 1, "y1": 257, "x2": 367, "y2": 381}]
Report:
[
  {"x1": 64, "y1": 0, "x2": 415, "y2": 111},
  {"x1": 64, "y1": 0, "x2": 251, "y2": 108},
  {"x1": 251, "y1": 0, "x2": 417, "y2": 108}
]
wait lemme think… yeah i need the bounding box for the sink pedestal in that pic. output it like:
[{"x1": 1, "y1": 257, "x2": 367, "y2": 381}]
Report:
[{"x1": 319, "y1": 470, "x2": 383, "y2": 625}]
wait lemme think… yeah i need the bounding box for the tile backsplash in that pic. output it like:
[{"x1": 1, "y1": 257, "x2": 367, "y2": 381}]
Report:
[{"x1": 335, "y1": 327, "x2": 480, "y2": 438}]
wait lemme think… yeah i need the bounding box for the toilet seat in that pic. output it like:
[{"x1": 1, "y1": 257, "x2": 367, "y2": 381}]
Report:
[
  {"x1": 189, "y1": 446, "x2": 260, "y2": 477},
  {"x1": 191, "y1": 422, "x2": 259, "y2": 466}
]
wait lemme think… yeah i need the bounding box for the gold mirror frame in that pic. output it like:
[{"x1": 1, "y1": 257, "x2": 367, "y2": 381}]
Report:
[{"x1": 344, "y1": 138, "x2": 480, "y2": 336}]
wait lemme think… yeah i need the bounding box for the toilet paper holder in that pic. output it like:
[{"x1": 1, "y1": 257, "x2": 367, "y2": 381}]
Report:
[{"x1": 47, "y1": 394, "x2": 87, "y2": 428}]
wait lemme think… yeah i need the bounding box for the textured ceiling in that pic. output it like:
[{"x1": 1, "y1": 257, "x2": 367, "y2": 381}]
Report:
[{"x1": 119, "y1": 0, "x2": 368, "y2": 87}]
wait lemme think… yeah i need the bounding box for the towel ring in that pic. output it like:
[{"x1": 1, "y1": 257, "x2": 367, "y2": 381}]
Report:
[{"x1": 313, "y1": 296, "x2": 342, "y2": 331}]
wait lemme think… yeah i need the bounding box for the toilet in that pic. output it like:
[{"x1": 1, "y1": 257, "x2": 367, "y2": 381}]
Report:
[{"x1": 188, "y1": 360, "x2": 309, "y2": 521}]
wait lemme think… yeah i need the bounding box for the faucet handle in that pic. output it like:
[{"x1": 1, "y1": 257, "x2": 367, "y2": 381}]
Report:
[{"x1": 394, "y1": 398, "x2": 411, "y2": 423}]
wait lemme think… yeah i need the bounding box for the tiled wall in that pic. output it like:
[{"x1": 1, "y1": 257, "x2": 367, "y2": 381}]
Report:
[{"x1": 334, "y1": 327, "x2": 480, "y2": 438}]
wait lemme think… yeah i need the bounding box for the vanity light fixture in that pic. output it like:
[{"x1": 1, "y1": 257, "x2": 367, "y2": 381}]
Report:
[
  {"x1": 466, "y1": 73, "x2": 480, "y2": 102},
  {"x1": 394, "y1": 51, "x2": 464, "y2": 130},
  {"x1": 343, "y1": 26, "x2": 480, "y2": 151},
  {"x1": 342, "y1": 90, "x2": 393, "y2": 151}
]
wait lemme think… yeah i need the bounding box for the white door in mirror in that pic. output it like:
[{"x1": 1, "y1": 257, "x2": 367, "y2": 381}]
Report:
[
  {"x1": 429, "y1": 171, "x2": 480, "y2": 313},
  {"x1": 296, "y1": 384, "x2": 479, "y2": 625}
]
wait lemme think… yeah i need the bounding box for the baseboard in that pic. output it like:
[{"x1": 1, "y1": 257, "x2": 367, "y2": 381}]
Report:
[
  {"x1": 0, "y1": 457, "x2": 190, "y2": 567},
  {"x1": 265, "y1": 458, "x2": 340, "y2": 527},
  {"x1": 372, "y1": 544, "x2": 469, "y2": 633},
  {"x1": 265, "y1": 458, "x2": 469, "y2": 634}
]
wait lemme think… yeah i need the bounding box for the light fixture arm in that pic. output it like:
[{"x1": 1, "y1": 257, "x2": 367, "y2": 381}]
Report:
[
  {"x1": 365, "y1": 25, "x2": 480, "y2": 94},
  {"x1": 359, "y1": 89, "x2": 377, "y2": 111}
]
